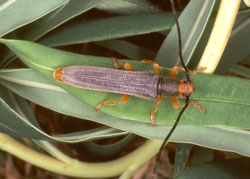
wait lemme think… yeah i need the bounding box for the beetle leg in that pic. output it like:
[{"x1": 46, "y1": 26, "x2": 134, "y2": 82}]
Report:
[
  {"x1": 94, "y1": 95, "x2": 130, "y2": 111},
  {"x1": 112, "y1": 58, "x2": 132, "y2": 71},
  {"x1": 189, "y1": 100, "x2": 206, "y2": 112},
  {"x1": 171, "y1": 97, "x2": 185, "y2": 109},
  {"x1": 141, "y1": 60, "x2": 161, "y2": 74},
  {"x1": 171, "y1": 66, "x2": 206, "y2": 78},
  {"x1": 151, "y1": 96, "x2": 163, "y2": 126},
  {"x1": 171, "y1": 97, "x2": 206, "y2": 112}
]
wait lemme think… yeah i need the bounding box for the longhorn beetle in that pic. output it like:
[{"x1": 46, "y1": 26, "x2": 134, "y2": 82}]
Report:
[
  {"x1": 53, "y1": 60, "x2": 205, "y2": 125},
  {"x1": 53, "y1": 0, "x2": 206, "y2": 177}
]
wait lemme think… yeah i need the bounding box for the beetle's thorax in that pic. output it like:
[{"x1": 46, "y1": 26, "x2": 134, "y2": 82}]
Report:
[
  {"x1": 158, "y1": 77, "x2": 179, "y2": 97},
  {"x1": 158, "y1": 77, "x2": 194, "y2": 98}
]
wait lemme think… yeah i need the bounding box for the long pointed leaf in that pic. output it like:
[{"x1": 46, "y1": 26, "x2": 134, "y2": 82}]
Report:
[{"x1": 1, "y1": 39, "x2": 250, "y2": 157}]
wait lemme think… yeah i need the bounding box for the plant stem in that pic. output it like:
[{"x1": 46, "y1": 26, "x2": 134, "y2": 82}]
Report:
[
  {"x1": 198, "y1": 0, "x2": 241, "y2": 73},
  {"x1": 0, "y1": 133, "x2": 161, "y2": 178}
]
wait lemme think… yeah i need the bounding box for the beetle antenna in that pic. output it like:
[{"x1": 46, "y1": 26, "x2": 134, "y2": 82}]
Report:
[
  {"x1": 170, "y1": 0, "x2": 191, "y2": 83},
  {"x1": 152, "y1": 96, "x2": 189, "y2": 179},
  {"x1": 152, "y1": 0, "x2": 191, "y2": 178}
]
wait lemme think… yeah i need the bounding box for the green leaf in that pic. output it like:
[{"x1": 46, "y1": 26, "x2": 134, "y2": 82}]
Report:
[
  {"x1": 0, "y1": 0, "x2": 67, "y2": 37},
  {"x1": 177, "y1": 158, "x2": 250, "y2": 179},
  {"x1": 81, "y1": 134, "x2": 135, "y2": 158},
  {"x1": 0, "y1": 87, "x2": 41, "y2": 128},
  {"x1": 215, "y1": 9, "x2": 250, "y2": 74},
  {"x1": 96, "y1": 0, "x2": 160, "y2": 14},
  {"x1": 39, "y1": 12, "x2": 174, "y2": 46},
  {"x1": 156, "y1": 0, "x2": 216, "y2": 67},
  {"x1": 174, "y1": 144, "x2": 193, "y2": 178},
  {"x1": 94, "y1": 39, "x2": 155, "y2": 60},
  {"x1": 0, "y1": 0, "x2": 104, "y2": 67},
  {"x1": 0, "y1": 82, "x2": 126, "y2": 142},
  {"x1": 9, "y1": 0, "x2": 105, "y2": 41},
  {"x1": 229, "y1": 64, "x2": 250, "y2": 78},
  {"x1": 1, "y1": 39, "x2": 250, "y2": 128},
  {"x1": 1, "y1": 39, "x2": 250, "y2": 157}
]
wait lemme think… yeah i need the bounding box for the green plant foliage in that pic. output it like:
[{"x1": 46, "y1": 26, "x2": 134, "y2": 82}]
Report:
[
  {"x1": 216, "y1": 8, "x2": 250, "y2": 74},
  {"x1": 95, "y1": 0, "x2": 160, "y2": 14},
  {"x1": 39, "y1": 12, "x2": 174, "y2": 46},
  {"x1": 0, "y1": 0, "x2": 105, "y2": 67},
  {"x1": 156, "y1": 0, "x2": 216, "y2": 67},
  {"x1": 1, "y1": 39, "x2": 250, "y2": 158},
  {"x1": 0, "y1": 74, "x2": 126, "y2": 142},
  {"x1": 0, "y1": 0, "x2": 67, "y2": 37},
  {"x1": 1, "y1": 39, "x2": 250, "y2": 128},
  {"x1": 177, "y1": 158, "x2": 250, "y2": 179},
  {"x1": 0, "y1": 0, "x2": 250, "y2": 178}
]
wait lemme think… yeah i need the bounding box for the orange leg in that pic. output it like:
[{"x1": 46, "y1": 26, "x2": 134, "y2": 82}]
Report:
[
  {"x1": 171, "y1": 97, "x2": 206, "y2": 112},
  {"x1": 140, "y1": 60, "x2": 161, "y2": 74},
  {"x1": 94, "y1": 95, "x2": 130, "y2": 111},
  {"x1": 151, "y1": 96, "x2": 163, "y2": 126},
  {"x1": 189, "y1": 100, "x2": 206, "y2": 112},
  {"x1": 171, "y1": 66, "x2": 206, "y2": 78},
  {"x1": 112, "y1": 57, "x2": 132, "y2": 71}
]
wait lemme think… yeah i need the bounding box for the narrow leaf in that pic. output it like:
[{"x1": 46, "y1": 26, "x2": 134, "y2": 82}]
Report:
[
  {"x1": 39, "y1": 13, "x2": 174, "y2": 46},
  {"x1": 0, "y1": 0, "x2": 67, "y2": 37},
  {"x1": 156, "y1": 0, "x2": 216, "y2": 67}
]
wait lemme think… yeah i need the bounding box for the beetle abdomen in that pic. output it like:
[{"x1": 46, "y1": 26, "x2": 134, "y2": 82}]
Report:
[{"x1": 55, "y1": 66, "x2": 160, "y2": 98}]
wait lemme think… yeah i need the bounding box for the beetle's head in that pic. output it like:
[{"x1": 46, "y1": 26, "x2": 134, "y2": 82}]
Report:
[{"x1": 178, "y1": 79, "x2": 194, "y2": 97}]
